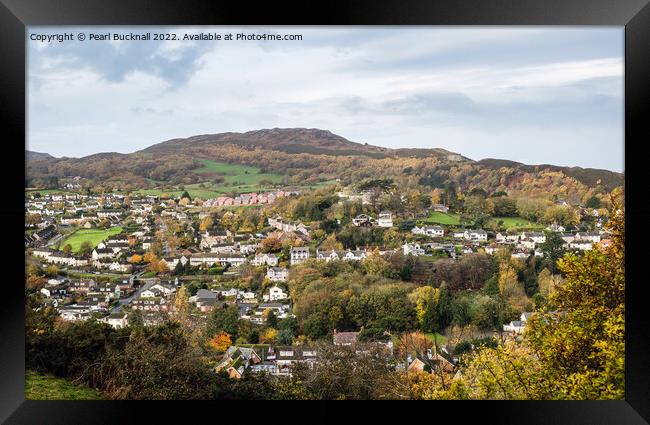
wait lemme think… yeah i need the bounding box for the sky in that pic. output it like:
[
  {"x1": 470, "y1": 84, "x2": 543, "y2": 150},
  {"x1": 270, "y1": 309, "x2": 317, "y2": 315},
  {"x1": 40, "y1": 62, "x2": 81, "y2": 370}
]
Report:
[{"x1": 27, "y1": 26, "x2": 624, "y2": 172}]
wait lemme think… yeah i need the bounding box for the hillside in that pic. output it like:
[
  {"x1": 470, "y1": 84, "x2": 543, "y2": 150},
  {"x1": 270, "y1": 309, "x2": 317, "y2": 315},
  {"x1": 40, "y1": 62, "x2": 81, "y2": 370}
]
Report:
[
  {"x1": 25, "y1": 128, "x2": 623, "y2": 202},
  {"x1": 26, "y1": 150, "x2": 55, "y2": 161},
  {"x1": 140, "y1": 128, "x2": 463, "y2": 160}
]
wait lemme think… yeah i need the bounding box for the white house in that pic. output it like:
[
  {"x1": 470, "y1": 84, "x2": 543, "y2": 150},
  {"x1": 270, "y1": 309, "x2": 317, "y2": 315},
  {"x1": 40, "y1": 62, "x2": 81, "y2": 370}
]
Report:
[
  {"x1": 290, "y1": 247, "x2": 310, "y2": 265},
  {"x1": 503, "y1": 312, "x2": 533, "y2": 334},
  {"x1": 403, "y1": 242, "x2": 425, "y2": 256},
  {"x1": 263, "y1": 285, "x2": 289, "y2": 302},
  {"x1": 464, "y1": 229, "x2": 488, "y2": 242},
  {"x1": 251, "y1": 253, "x2": 278, "y2": 267},
  {"x1": 267, "y1": 267, "x2": 289, "y2": 282},
  {"x1": 569, "y1": 239, "x2": 593, "y2": 251},
  {"x1": 377, "y1": 211, "x2": 393, "y2": 228},
  {"x1": 352, "y1": 214, "x2": 373, "y2": 227},
  {"x1": 521, "y1": 231, "x2": 546, "y2": 244},
  {"x1": 412, "y1": 225, "x2": 444, "y2": 238}
]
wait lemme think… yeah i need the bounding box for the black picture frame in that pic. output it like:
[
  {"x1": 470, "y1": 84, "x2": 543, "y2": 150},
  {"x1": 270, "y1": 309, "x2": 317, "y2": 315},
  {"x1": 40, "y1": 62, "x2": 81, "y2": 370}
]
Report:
[{"x1": 1, "y1": 0, "x2": 648, "y2": 422}]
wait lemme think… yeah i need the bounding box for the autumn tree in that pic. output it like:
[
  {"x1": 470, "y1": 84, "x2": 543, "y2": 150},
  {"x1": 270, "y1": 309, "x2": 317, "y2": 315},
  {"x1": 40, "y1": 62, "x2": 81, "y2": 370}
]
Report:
[
  {"x1": 207, "y1": 331, "x2": 233, "y2": 353},
  {"x1": 525, "y1": 203, "x2": 625, "y2": 399}
]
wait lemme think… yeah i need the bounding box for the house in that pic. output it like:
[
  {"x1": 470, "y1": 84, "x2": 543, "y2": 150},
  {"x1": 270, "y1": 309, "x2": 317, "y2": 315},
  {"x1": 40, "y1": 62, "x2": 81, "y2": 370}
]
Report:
[
  {"x1": 200, "y1": 229, "x2": 230, "y2": 249},
  {"x1": 189, "y1": 253, "x2": 246, "y2": 268},
  {"x1": 102, "y1": 312, "x2": 129, "y2": 329},
  {"x1": 453, "y1": 230, "x2": 466, "y2": 239},
  {"x1": 161, "y1": 256, "x2": 189, "y2": 271},
  {"x1": 407, "y1": 352, "x2": 455, "y2": 373},
  {"x1": 521, "y1": 231, "x2": 546, "y2": 244},
  {"x1": 333, "y1": 329, "x2": 359, "y2": 346},
  {"x1": 274, "y1": 345, "x2": 319, "y2": 376},
  {"x1": 519, "y1": 238, "x2": 536, "y2": 250},
  {"x1": 546, "y1": 223, "x2": 566, "y2": 233},
  {"x1": 32, "y1": 247, "x2": 54, "y2": 259},
  {"x1": 430, "y1": 204, "x2": 450, "y2": 213},
  {"x1": 560, "y1": 233, "x2": 576, "y2": 244},
  {"x1": 290, "y1": 246, "x2": 310, "y2": 265},
  {"x1": 569, "y1": 239, "x2": 593, "y2": 251},
  {"x1": 403, "y1": 242, "x2": 425, "y2": 256},
  {"x1": 503, "y1": 312, "x2": 533, "y2": 334},
  {"x1": 92, "y1": 248, "x2": 115, "y2": 260},
  {"x1": 496, "y1": 232, "x2": 520, "y2": 243},
  {"x1": 191, "y1": 289, "x2": 222, "y2": 312},
  {"x1": 32, "y1": 225, "x2": 57, "y2": 243},
  {"x1": 377, "y1": 211, "x2": 393, "y2": 228},
  {"x1": 251, "y1": 253, "x2": 278, "y2": 267},
  {"x1": 266, "y1": 267, "x2": 289, "y2": 282},
  {"x1": 411, "y1": 225, "x2": 445, "y2": 238},
  {"x1": 464, "y1": 229, "x2": 488, "y2": 242},
  {"x1": 216, "y1": 346, "x2": 264, "y2": 379},
  {"x1": 575, "y1": 231, "x2": 601, "y2": 243},
  {"x1": 148, "y1": 283, "x2": 176, "y2": 296},
  {"x1": 263, "y1": 285, "x2": 289, "y2": 302},
  {"x1": 46, "y1": 252, "x2": 89, "y2": 267},
  {"x1": 352, "y1": 214, "x2": 373, "y2": 227}
]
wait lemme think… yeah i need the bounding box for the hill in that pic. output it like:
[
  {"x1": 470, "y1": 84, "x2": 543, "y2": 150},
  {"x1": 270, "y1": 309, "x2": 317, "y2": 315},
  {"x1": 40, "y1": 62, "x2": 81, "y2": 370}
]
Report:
[
  {"x1": 140, "y1": 128, "x2": 463, "y2": 160},
  {"x1": 25, "y1": 128, "x2": 623, "y2": 202},
  {"x1": 26, "y1": 150, "x2": 54, "y2": 161}
]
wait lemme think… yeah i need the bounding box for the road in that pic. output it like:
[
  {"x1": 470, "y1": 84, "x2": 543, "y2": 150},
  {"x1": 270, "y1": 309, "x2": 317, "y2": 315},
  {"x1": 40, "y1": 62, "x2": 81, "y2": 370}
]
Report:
[{"x1": 111, "y1": 269, "x2": 150, "y2": 313}]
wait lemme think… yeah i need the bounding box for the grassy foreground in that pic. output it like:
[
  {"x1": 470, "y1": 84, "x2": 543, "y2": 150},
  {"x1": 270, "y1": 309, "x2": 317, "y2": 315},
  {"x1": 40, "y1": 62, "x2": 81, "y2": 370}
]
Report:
[{"x1": 25, "y1": 371, "x2": 104, "y2": 400}]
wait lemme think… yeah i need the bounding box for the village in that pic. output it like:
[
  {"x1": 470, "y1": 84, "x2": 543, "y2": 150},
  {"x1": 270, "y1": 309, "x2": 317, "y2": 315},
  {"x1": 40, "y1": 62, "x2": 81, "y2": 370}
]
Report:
[{"x1": 24, "y1": 181, "x2": 614, "y2": 379}]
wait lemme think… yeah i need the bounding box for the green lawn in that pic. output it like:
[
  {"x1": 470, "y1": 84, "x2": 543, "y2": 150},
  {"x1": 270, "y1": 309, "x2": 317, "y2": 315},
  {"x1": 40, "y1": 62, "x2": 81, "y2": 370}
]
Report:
[
  {"x1": 60, "y1": 226, "x2": 123, "y2": 252},
  {"x1": 25, "y1": 188, "x2": 72, "y2": 196},
  {"x1": 25, "y1": 371, "x2": 104, "y2": 400},
  {"x1": 422, "y1": 212, "x2": 461, "y2": 225},
  {"x1": 193, "y1": 159, "x2": 283, "y2": 185},
  {"x1": 491, "y1": 216, "x2": 543, "y2": 230}
]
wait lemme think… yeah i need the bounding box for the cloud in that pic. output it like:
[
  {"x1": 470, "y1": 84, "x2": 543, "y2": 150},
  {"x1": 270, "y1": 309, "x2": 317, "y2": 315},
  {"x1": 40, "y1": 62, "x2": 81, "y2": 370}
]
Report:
[{"x1": 27, "y1": 26, "x2": 624, "y2": 171}]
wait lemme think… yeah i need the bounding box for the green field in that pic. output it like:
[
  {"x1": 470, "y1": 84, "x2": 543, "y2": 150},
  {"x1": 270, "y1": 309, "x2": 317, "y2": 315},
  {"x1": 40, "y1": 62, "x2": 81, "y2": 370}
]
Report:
[
  {"x1": 25, "y1": 188, "x2": 72, "y2": 196},
  {"x1": 60, "y1": 227, "x2": 123, "y2": 252},
  {"x1": 422, "y1": 212, "x2": 461, "y2": 225},
  {"x1": 193, "y1": 159, "x2": 283, "y2": 185},
  {"x1": 491, "y1": 216, "x2": 543, "y2": 230},
  {"x1": 25, "y1": 371, "x2": 104, "y2": 400}
]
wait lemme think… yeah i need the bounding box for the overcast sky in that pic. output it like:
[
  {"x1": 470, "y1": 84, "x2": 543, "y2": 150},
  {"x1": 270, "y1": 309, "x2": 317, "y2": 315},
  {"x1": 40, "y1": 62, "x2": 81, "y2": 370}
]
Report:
[{"x1": 27, "y1": 26, "x2": 624, "y2": 172}]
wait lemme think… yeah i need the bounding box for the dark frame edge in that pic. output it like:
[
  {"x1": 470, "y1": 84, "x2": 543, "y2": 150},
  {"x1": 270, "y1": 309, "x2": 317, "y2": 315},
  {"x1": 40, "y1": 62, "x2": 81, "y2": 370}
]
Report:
[
  {"x1": 0, "y1": 0, "x2": 27, "y2": 423},
  {"x1": 0, "y1": 0, "x2": 648, "y2": 423}
]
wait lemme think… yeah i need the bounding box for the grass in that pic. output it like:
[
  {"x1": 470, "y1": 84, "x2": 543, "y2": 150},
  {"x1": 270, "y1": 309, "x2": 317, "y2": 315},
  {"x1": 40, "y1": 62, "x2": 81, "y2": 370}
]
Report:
[
  {"x1": 193, "y1": 159, "x2": 283, "y2": 185},
  {"x1": 425, "y1": 332, "x2": 447, "y2": 346},
  {"x1": 25, "y1": 188, "x2": 72, "y2": 196},
  {"x1": 491, "y1": 216, "x2": 544, "y2": 230},
  {"x1": 60, "y1": 226, "x2": 123, "y2": 252},
  {"x1": 25, "y1": 371, "x2": 104, "y2": 400},
  {"x1": 422, "y1": 212, "x2": 461, "y2": 226}
]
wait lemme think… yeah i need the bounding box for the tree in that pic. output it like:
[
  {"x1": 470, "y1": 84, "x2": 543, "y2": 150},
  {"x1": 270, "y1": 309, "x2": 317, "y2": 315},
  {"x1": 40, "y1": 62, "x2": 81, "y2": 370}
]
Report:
[
  {"x1": 199, "y1": 216, "x2": 213, "y2": 232},
  {"x1": 62, "y1": 244, "x2": 72, "y2": 254},
  {"x1": 277, "y1": 328, "x2": 294, "y2": 345},
  {"x1": 585, "y1": 196, "x2": 601, "y2": 209},
  {"x1": 260, "y1": 328, "x2": 278, "y2": 344},
  {"x1": 539, "y1": 231, "x2": 566, "y2": 272},
  {"x1": 525, "y1": 204, "x2": 625, "y2": 399},
  {"x1": 206, "y1": 305, "x2": 240, "y2": 341},
  {"x1": 79, "y1": 240, "x2": 93, "y2": 256},
  {"x1": 207, "y1": 331, "x2": 232, "y2": 353},
  {"x1": 263, "y1": 309, "x2": 278, "y2": 328},
  {"x1": 173, "y1": 285, "x2": 190, "y2": 326}
]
